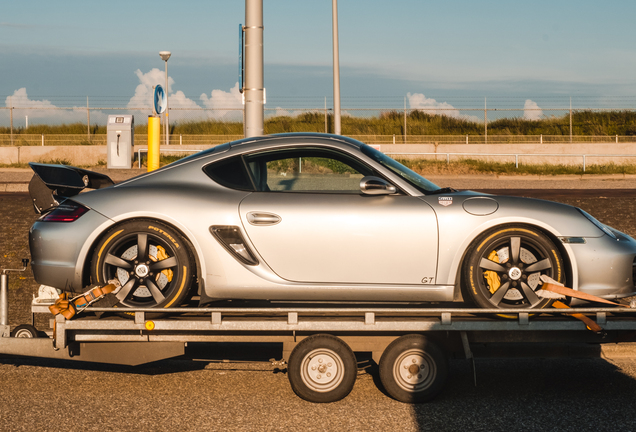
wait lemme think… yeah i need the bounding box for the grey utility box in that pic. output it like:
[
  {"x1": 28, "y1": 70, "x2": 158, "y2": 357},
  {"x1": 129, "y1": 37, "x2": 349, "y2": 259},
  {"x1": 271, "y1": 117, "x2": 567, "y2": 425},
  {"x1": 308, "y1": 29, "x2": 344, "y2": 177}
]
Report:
[{"x1": 107, "y1": 115, "x2": 135, "y2": 169}]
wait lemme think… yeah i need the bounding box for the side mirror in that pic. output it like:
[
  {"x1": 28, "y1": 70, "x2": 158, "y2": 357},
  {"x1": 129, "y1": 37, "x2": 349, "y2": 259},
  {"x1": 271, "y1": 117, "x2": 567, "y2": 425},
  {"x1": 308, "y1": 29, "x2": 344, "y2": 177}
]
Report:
[{"x1": 360, "y1": 176, "x2": 397, "y2": 195}]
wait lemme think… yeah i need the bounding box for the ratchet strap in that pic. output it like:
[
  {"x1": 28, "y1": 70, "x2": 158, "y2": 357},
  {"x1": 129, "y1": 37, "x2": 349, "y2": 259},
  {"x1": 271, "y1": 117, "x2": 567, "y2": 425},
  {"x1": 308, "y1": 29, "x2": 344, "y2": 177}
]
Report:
[
  {"x1": 551, "y1": 300, "x2": 603, "y2": 333},
  {"x1": 49, "y1": 284, "x2": 118, "y2": 319},
  {"x1": 542, "y1": 283, "x2": 629, "y2": 333},
  {"x1": 541, "y1": 283, "x2": 629, "y2": 308}
]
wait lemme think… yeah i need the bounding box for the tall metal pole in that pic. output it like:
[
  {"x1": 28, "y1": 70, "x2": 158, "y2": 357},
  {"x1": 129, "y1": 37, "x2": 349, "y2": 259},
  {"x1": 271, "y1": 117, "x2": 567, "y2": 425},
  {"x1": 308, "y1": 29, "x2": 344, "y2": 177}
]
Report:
[
  {"x1": 87, "y1": 96, "x2": 90, "y2": 142},
  {"x1": 165, "y1": 60, "x2": 169, "y2": 145},
  {"x1": 332, "y1": 0, "x2": 341, "y2": 135},
  {"x1": 10, "y1": 97, "x2": 13, "y2": 146},
  {"x1": 403, "y1": 97, "x2": 407, "y2": 143},
  {"x1": 484, "y1": 97, "x2": 487, "y2": 144},
  {"x1": 159, "y1": 51, "x2": 171, "y2": 145},
  {"x1": 0, "y1": 274, "x2": 8, "y2": 328},
  {"x1": 325, "y1": 97, "x2": 328, "y2": 133},
  {"x1": 569, "y1": 97, "x2": 572, "y2": 144},
  {"x1": 245, "y1": 0, "x2": 264, "y2": 137}
]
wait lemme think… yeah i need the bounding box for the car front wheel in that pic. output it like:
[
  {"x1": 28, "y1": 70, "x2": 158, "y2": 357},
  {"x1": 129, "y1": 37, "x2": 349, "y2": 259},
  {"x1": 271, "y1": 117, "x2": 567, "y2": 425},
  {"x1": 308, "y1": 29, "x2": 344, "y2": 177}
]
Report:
[{"x1": 463, "y1": 226, "x2": 565, "y2": 315}]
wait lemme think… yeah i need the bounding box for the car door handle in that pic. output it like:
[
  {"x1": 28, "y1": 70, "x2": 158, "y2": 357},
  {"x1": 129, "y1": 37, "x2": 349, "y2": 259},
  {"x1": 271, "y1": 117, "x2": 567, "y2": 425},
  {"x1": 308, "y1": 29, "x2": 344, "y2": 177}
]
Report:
[{"x1": 246, "y1": 212, "x2": 282, "y2": 226}]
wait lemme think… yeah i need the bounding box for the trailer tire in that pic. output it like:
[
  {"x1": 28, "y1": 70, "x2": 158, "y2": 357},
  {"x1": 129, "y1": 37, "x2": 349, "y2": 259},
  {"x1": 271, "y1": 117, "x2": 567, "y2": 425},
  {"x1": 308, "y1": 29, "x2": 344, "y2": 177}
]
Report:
[
  {"x1": 11, "y1": 324, "x2": 40, "y2": 338},
  {"x1": 379, "y1": 334, "x2": 447, "y2": 403},
  {"x1": 287, "y1": 334, "x2": 357, "y2": 403}
]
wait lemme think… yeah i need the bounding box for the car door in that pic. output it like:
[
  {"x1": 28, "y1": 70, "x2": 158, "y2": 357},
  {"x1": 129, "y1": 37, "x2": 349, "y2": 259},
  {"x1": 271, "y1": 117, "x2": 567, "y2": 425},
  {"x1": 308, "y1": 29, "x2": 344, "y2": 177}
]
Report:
[{"x1": 238, "y1": 146, "x2": 439, "y2": 285}]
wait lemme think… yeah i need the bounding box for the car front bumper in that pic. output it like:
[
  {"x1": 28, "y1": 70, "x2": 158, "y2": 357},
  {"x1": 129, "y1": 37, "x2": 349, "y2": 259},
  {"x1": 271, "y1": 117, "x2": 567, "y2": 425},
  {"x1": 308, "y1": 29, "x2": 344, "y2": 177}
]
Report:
[{"x1": 572, "y1": 230, "x2": 636, "y2": 299}]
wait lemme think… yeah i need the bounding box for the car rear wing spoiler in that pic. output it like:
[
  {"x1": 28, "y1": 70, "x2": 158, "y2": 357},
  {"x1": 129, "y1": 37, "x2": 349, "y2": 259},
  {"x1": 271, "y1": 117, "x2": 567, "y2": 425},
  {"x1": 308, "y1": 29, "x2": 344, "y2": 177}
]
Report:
[{"x1": 28, "y1": 163, "x2": 115, "y2": 214}]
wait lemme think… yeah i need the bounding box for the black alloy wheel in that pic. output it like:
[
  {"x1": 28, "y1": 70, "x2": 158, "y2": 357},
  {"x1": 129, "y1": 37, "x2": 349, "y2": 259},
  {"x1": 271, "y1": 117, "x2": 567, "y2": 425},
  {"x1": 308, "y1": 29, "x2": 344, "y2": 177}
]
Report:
[
  {"x1": 91, "y1": 220, "x2": 194, "y2": 310},
  {"x1": 464, "y1": 226, "x2": 565, "y2": 314}
]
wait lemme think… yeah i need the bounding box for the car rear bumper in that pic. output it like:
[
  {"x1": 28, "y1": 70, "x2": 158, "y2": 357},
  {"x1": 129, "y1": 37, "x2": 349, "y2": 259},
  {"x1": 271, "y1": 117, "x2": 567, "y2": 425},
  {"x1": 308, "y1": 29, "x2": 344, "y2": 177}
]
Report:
[{"x1": 29, "y1": 210, "x2": 111, "y2": 292}]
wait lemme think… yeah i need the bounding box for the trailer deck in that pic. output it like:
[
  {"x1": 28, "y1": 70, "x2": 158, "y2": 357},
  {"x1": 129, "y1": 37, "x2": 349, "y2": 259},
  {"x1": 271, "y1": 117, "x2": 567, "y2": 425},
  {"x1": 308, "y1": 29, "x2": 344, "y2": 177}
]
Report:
[{"x1": 3, "y1": 265, "x2": 636, "y2": 403}]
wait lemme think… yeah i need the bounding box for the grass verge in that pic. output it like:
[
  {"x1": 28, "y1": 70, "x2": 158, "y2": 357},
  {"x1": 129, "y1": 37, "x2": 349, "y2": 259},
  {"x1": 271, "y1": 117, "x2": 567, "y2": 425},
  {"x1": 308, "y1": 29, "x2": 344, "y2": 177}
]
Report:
[{"x1": 400, "y1": 159, "x2": 636, "y2": 176}]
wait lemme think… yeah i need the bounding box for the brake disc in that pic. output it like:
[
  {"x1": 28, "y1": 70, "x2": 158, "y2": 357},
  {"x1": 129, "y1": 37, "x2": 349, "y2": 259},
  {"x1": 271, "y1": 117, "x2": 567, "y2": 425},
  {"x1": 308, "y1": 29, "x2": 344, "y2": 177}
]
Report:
[
  {"x1": 116, "y1": 245, "x2": 169, "y2": 298},
  {"x1": 486, "y1": 246, "x2": 540, "y2": 302}
]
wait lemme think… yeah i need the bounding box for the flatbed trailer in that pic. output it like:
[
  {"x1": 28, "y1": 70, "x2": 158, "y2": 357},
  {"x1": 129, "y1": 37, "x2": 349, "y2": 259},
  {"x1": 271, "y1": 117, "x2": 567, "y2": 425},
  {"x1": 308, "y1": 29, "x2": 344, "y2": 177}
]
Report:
[
  {"x1": 3, "y1": 293, "x2": 636, "y2": 403},
  {"x1": 2, "y1": 259, "x2": 636, "y2": 403}
]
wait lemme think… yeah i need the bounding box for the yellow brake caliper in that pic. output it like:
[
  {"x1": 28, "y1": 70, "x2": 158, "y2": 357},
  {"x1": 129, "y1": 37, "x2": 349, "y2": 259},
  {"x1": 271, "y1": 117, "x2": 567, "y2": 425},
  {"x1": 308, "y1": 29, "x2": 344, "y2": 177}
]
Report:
[
  {"x1": 152, "y1": 245, "x2": 174, "y2": 282},
  {"x1": 484, "y1": 250, "x2": 501, "y2": 294}
]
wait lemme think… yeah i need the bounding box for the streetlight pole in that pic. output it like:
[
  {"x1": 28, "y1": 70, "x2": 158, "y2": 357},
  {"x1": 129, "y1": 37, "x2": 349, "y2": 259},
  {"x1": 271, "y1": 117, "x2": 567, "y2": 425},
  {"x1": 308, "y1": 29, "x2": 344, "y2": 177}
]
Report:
[
  {"x1": 332, "y1": 0, "x2": 341, "y2": 135},
  {"x1": 159, "y1": 51, "x2": 171, "y2": 145},
  {"x1": 244, "y1": 0, "x2": 264, "y2": 137}
]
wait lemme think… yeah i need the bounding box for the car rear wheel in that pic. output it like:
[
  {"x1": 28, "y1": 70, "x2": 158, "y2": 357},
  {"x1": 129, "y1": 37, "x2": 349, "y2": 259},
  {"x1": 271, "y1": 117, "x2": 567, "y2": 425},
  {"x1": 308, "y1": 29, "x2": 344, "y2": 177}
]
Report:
[
  {"x1": 463, "y1": 226, "x2": 565, "y2": 316},
  {"x1": 91, "y1": 220, "x2": 194, "y2": 311}
]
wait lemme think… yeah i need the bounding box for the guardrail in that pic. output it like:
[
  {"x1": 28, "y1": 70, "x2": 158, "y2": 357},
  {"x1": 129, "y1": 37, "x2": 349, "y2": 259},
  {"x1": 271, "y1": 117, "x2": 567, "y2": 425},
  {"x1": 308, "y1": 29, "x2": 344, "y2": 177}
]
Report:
[
  {"x1": 136, "y1": 148, "x2": 200, "y2": 168},
  {"x1": 2, "y1": 134, "x2": 636, "y2": 146},
  {"x1": 132, "y1": 149, "x2": 636, "y2": 171}
]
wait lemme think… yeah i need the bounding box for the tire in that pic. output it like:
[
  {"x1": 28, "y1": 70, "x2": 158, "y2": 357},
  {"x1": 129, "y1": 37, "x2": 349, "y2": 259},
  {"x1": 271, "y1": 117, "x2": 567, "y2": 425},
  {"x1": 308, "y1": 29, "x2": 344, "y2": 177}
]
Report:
[
  {"x1": 90, "y1": 220, "x2": 195, "y2": 312},
  {"x1": 379, "y1": 334, "x2": 448, "y2": 403},
  {"x1": 463, "y1": 225, "x2": 565, "y2": 316},
  {"x1": 11, "y1": 324, "x2": 40, "y2": 338},
  {"x1": 287, "y1": 334, "x2": 357, "y2": 403}
]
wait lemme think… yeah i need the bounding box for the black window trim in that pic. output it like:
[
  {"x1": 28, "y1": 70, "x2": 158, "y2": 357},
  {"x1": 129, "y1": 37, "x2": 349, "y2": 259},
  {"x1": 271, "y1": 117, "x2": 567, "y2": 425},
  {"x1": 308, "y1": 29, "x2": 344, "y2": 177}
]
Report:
[{"x1": 241, "y1": 145, "x2": 406, "y2": 195}]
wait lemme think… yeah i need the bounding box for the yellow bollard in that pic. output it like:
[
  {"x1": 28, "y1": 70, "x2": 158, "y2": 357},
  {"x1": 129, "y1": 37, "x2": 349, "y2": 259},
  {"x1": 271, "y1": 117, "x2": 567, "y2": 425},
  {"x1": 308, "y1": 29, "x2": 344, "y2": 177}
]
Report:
[{"x1": 147, "y1": 115, "x2": 160, "y2": 172}]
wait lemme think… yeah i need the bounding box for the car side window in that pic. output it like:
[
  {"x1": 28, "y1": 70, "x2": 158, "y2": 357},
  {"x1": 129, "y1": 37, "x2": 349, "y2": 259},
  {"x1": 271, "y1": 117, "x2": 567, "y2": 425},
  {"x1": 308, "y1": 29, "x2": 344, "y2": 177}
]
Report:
[
  {"x1": 203, "y1": 156, "x2": 254, "y2": 191},
  {"x1": 244, "y1": 148, "x2": 375, "y2": 193}
]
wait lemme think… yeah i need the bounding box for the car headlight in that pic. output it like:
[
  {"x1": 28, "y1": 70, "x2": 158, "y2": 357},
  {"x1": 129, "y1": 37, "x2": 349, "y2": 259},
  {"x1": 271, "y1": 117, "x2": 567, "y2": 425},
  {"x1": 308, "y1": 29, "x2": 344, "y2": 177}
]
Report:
[{"x1": 577, "y1": 208, "x2": 618, "y2": 240}]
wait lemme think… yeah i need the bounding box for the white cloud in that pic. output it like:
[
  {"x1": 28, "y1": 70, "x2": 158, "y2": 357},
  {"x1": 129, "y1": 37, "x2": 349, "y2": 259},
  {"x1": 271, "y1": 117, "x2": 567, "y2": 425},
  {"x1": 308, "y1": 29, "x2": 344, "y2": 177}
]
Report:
[
  {"x1": 6, "y1": 88, "x2": 55, "y2": 109},
  {"x1": 4, "y1": 88, "x2": 109, "y2": 125},
  {"x1": 407, "y1": 93, "x2": 480, "y2": 122},
  {"x1": 126, "y1": 69, "x2": 206, "y2": 123},
  {"x1": 408, "y1": 93, "x2": 461, "y2": 117},
  {"x1": 4, "y1": 73, "x2": 250, "y2": 127},
  {"x1": 523, "y1": 99, "x2": 543, "y2": 121},
  {"x1": 127, "y1": 68, "x2": 176, "y2": 110},
  {"x1": 199, "y1": 83, "x2": 243, "y2": 121},
  {"x1": 268, "y1": 107, "x2": 312, "y2": 118}
]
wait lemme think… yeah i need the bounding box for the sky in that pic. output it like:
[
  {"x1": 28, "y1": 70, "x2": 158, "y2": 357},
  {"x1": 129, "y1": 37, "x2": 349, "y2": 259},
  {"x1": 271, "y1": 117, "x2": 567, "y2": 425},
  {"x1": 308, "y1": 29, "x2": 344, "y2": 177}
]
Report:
[{"x1": 1, "y1": 0, "x2": 636, "y2": 126}]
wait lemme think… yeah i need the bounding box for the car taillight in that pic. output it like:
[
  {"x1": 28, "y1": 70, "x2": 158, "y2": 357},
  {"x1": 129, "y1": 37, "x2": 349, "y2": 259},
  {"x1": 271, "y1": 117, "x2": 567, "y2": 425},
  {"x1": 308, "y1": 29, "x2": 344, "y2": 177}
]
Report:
[{"x1": 41, "y1": 201, "x2": 89, "y2": 222}]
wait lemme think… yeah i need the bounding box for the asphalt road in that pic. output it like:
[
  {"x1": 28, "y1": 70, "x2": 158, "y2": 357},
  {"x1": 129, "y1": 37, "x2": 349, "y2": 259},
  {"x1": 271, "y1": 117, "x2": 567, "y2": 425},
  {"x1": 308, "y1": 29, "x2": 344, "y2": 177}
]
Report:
[
  {"x1": 2, "y1": 189, "x2": 636, "y2": 431},
  {"x1": 1, "y1": 354, "x2": 635, "y2": 431}
]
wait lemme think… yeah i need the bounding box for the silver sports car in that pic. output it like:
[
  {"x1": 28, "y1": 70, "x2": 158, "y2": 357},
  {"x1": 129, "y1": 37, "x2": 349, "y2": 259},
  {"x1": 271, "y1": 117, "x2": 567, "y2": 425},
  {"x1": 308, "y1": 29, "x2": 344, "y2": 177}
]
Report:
[{"x1": 28, "y1": 133, "x2": 636, "y2": 312}]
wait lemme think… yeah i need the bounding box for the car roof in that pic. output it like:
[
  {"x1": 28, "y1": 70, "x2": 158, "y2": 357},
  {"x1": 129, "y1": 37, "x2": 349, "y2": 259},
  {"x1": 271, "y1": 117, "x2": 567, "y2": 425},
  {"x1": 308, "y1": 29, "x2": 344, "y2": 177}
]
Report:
[{"x1": 231, "y1": 133, "x2": 365, "y2": 149}]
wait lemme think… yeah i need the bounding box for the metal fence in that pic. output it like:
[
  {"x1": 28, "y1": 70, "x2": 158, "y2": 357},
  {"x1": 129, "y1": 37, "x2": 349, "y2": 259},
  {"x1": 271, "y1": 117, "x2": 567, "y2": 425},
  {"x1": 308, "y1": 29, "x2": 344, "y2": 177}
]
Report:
[
  {"x1": 2, "y1": 133, "x2": 635, "y2": 147},
  {"x1": 1, "y1": 103, "x2": 636, "y2": 146}
]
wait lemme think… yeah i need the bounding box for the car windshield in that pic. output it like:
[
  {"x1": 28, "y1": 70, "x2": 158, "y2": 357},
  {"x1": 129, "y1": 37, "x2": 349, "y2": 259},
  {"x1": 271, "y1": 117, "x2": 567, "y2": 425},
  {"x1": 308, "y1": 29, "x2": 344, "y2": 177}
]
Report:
[{"x1": 360, "y1": 144, "x2": 441, "y2": 193}]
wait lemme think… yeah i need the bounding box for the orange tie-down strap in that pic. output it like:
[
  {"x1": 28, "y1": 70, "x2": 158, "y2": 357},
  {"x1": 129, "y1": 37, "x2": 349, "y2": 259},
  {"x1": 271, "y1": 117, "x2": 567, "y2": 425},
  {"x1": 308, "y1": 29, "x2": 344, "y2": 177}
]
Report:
[
  {"x1": 542, "y1": 283, "x2": 629, "y2": 333},
  {"x1": 49, "y1": 284, "x2": 117, "y2": 320}
]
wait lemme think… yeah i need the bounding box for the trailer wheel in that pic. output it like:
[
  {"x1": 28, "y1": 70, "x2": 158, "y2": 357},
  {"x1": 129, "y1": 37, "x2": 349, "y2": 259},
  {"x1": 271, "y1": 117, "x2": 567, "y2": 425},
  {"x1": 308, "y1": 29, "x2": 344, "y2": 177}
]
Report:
[
  {"x1": 287, "y1": 334, "x2": 357, "y2": 403},
  {"x1": 11, "y1": 324, "x2": 40, "y2": 338},
  {"x1": 379, "y1": 334, "x2": 448, "y2": 403}
]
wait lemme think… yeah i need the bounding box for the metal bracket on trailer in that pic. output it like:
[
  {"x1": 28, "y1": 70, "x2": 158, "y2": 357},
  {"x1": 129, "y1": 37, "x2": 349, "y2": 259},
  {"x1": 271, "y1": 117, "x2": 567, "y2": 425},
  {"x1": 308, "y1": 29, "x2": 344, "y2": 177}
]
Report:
[
  {"x1": 0, "y1": 337, "x2": 185, "y2": 366},
  {"x1": 460, "y1": 331, "x2": 477, "y2": 387},
  {"x1": 1, "y1": 259, "x2": 29, "y2": 337}
]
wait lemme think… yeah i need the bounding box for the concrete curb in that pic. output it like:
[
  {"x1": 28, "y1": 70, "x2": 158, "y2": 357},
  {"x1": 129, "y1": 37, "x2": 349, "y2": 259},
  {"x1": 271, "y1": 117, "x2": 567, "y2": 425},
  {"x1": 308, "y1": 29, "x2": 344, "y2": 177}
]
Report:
[
  {"x1": 601, "y1": 343, "x2": 636, "y2": 359},
  {"x1": 0, "y1": 183, "x2": 28, "y2": 192}
]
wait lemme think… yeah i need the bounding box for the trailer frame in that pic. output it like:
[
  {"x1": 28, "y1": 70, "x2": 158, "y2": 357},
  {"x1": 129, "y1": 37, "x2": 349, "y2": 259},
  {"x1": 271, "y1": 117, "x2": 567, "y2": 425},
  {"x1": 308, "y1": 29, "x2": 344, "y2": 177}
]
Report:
[{"x1": 3, "y1": 272, "x2": 636, "y2": 402}]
